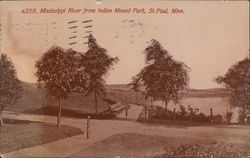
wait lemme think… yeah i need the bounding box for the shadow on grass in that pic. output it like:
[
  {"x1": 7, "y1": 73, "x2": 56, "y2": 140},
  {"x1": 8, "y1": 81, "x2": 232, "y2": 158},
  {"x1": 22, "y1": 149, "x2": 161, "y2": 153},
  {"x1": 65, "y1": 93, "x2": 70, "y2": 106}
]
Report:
[
  {"x1": 25, "y1": 106, "x2": 116, "y2": 120},
  {"x1": 139, "y1": 119, "x2": 249, "y2": 129},
  {"x1": 3, "y1": 119, "x2": 40, "y2": 125},
  {"x1": 138, "y1": 119, "x2": 226, "y2": 128}
]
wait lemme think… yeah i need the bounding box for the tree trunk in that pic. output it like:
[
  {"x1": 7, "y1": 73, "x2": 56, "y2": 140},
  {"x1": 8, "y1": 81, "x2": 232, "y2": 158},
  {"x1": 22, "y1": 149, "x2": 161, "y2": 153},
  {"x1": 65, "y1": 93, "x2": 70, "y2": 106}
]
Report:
[
  {"x1": 165, "y1": 101, "x2": 168, "y2": 111},
  {"x1": 226, "y1": 110, "x2": 230, "y2": 124},
  {"x1": 135, "y1": 91, "x2": 138, "y2": 104},
  {"x1": 173, "y1": 108, "x2": 176, "y2": 121},
  {"x1": 94, "y1": 92, "x2": 98, "y2": 114},
  {"x1": 57, "y1": 98, "x2": 62, "y2": 128},
  {"x1": 150, "y1": 97, "x2": 153, "y2": 107},
  {"x1": 243, "y1": 107, "x2": 246, "y2": 124},
  {"x1": 145, "y1": 106, "x2": 149, "y2": 120},
  {"x1": 0, "y1": 110, "x2": 3, "y2": 127}
]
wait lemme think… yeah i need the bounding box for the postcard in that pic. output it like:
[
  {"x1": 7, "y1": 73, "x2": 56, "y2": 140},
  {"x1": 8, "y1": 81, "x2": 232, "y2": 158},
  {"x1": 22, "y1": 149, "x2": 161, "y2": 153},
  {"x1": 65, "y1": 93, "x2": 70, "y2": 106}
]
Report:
[{"x1": 0, "y1": 0, "x2": 249, "y2": 158}]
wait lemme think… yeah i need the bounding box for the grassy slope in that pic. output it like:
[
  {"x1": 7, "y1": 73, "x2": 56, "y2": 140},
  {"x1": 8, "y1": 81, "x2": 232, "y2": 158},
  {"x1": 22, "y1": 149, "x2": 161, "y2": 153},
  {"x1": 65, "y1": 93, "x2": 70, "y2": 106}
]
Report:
[
  {"x1": 6, "y1": 82, "x2": 111, "y2": 114},
  {"x1": 45, "y1": 93, "x2": 110, "y2": 113},
  {"x1": 6, "y1": 82, "x2": 45, "y2": 112}
]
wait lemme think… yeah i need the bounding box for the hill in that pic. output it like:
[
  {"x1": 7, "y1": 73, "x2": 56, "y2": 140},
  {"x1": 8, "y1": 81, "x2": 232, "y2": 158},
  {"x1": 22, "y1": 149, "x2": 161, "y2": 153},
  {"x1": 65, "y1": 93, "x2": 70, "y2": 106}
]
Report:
[{"x1": 6, "y1": 82, "x2": 113, "y2": 114}]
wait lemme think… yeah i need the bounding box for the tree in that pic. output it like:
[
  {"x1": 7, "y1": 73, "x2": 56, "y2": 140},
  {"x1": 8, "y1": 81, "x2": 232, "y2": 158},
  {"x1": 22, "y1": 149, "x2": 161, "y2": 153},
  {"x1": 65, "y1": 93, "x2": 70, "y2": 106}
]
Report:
[
  {"x1": 83, "y1": 34, "x2": 118, "y2": 114},
  {"x1": 130, "y1": 39, "x2": 189, "y2": 110},
  {"x1": 35, "y1": 46, "x2": 85, "y2": 127},
  {"x1": 216, "y1": 58, "x2": 250, "y2": 123},
  {"x1": 0, "y1": 54, "x2": 22, "y2": 126}
]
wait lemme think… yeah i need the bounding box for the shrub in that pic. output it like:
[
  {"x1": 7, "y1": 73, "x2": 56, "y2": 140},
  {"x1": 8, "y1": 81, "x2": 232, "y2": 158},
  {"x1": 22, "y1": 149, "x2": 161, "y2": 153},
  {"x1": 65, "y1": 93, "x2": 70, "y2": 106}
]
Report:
[
  {"x1": 224, "y1": 111, "x2": 233, "y2": 124},
  {"x1": 195, "y1": 112, "x2": 209, "y2": 122},
  {"x1": 147, "y1": 104, "x2": 223, "y2": 124},
  {"x1": 178, "y1": 105, "x2": 187, "y2": 120},
  {"x1": 148, "y1": 106, "x2": 166, "y2": 119},
  {"x1": 163, "y1": 110, "x2": 175, "y2": 120},
  {"x1": 213, "y1": 114, "x2": 223, "y2": 123},
  {"x1": 238, "y1": 108, "x2": 246, "y2": 124},
  {"x1": 187, "y1": 105, "x2": 199, "y2": 121}
]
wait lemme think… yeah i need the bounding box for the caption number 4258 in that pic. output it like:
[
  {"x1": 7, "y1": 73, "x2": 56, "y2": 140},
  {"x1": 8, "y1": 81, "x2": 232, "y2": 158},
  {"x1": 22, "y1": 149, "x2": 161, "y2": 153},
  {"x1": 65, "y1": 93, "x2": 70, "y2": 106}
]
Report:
[{"x1": 21, "y1": 8, "x2": 37, "y2": 14}]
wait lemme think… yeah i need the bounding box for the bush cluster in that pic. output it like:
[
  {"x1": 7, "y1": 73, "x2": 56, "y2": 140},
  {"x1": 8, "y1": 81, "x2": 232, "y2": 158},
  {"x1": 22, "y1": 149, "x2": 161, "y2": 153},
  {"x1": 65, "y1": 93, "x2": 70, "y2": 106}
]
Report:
[{"x1": 148, "y1": 105, "x2": 223, "y2": 123}]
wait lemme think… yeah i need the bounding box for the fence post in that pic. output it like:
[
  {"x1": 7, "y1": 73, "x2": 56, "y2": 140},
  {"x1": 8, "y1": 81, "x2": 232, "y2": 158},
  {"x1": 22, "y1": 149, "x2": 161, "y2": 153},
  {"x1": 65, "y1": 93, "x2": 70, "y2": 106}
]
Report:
[
  {"x1": 226, "y1": 109, "x2": 228, "y2": 124},
  {"x1": 86, "y1": 115, "x2": 91, "y2": 139},
  {"x1": 125, "y1": 108, "x2": 128, "y2": 118},
  {"x1": 173, "y1": 108, "x2": 176, "y2": 121},
  {"x1": 210, "y1": 108, "x2": 213, "y2": 123}
]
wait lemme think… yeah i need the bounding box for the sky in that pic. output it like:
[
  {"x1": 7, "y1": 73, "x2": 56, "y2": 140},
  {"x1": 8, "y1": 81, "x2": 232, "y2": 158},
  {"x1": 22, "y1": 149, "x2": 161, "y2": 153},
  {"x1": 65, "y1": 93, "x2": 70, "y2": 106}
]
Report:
[{"x1": 0, "y1": 0, "x2": 249, "y2": 89}]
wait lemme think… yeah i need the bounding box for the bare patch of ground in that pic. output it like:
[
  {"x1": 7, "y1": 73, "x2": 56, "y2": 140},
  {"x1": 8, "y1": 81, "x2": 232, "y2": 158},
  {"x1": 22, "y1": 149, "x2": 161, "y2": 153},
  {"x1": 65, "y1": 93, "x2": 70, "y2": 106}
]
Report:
[
  {"x1": 0, "y1": 119, "x2": 83, "y2": 154},
  {"x1": 73, "y1": 133, "x2": 174, "y2": 158},
  {"x1": 156, "y1": 142, "x2": 247, "y2": 158}
]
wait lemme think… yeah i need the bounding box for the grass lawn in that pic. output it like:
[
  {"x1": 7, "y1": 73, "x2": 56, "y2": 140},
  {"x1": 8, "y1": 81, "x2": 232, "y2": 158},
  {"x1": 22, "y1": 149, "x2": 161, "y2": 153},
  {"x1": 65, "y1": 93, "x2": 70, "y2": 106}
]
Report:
[
  {"x1": 73, "y1": 131, "x2": 248, "y2": 158},
  {"x1": 0, "y1": 119, "x2": 83, "y2": 154}
]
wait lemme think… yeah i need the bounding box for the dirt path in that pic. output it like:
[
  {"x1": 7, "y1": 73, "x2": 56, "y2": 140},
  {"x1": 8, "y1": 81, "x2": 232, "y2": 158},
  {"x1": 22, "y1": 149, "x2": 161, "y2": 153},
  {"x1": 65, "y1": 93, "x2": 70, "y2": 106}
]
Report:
[{"x1": 117, "y1": 104, "x2": 143, "y2": 120}]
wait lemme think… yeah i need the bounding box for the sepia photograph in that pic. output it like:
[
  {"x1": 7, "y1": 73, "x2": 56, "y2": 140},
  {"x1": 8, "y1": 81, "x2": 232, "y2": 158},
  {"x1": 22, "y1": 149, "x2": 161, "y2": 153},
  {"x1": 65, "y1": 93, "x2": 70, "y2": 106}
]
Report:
[{"x1": 0, "y1": 0, "x2": 249, "y2": 158}]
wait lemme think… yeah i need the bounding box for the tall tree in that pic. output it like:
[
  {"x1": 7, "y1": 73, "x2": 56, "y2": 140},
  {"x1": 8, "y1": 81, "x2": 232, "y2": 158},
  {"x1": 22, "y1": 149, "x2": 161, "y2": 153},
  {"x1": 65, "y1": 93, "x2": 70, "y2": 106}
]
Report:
[
  {"x1": 216, "y1": 58, "x2": 250, "y2": 123},
  {"x1": 0, "y1": 54, "x2": 22, "y2": 126},
  {"x1": 35, "y1": 46, "x2": 84, "y2": 127},
  {"x1": 83, "y1": 34, "x2": 118, "y2": 114},
  {"x1": 130, "y1": 39, "x2": 189, "y2": 109}
]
